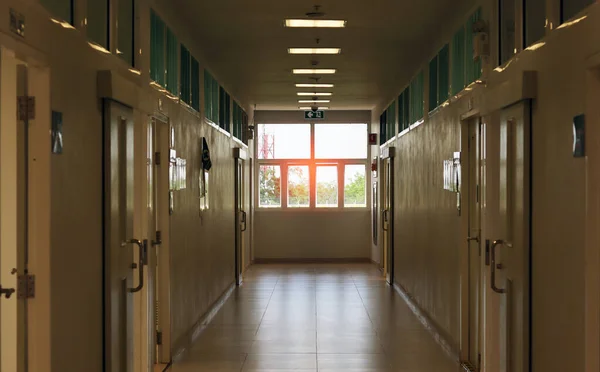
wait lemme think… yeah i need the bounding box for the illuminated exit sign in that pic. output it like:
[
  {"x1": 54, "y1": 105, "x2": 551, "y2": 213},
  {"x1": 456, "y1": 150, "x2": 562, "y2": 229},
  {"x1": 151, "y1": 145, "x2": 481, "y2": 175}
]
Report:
[{"x1": 304, "y1": 110, "x2": 324, "y2": 120}]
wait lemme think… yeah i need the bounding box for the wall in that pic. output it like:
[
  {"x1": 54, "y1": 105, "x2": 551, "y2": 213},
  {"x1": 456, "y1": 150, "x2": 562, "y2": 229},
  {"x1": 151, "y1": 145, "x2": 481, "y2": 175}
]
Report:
[
  {"x1": 254, "y1": 110, "x2": 372, "y2": 260},
  {"x1": 0, "y1": 0, "x2": 253, "y2": 371},
  {"x1": 375, "y1": 1, "x2": 595, "y2": 370}
]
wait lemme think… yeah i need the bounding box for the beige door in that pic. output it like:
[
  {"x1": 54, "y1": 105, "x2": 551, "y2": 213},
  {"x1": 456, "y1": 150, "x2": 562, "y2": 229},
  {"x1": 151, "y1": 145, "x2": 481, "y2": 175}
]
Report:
[
  {"x1": 154, "y1": 118, "x2": 171, "y2": 365},
  {"x1": 465, "y1": 118, "x2": 483, "y2": 370},
  {"x1": 492, "y1": 101, "x2": 531, "y2": 372},
  {"x1": 0, "y1": 48, "x2": 26, "y2": 372},
  {"x1": 104, "y1": 100, "x2": 141, "y2": 372},
  {"x1": 234, "y1": 152, "x2": 247, "y2": 285}
]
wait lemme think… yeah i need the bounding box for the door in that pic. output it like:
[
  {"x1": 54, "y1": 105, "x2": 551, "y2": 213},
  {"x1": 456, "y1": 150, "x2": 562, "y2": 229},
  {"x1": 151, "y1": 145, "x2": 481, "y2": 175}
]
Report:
[
  {"x1": 0, "y1": 50, "x2": 26, "y2": 372},
  {"x1": 492, "y1": 101, "x2": 531, "y2": 372},
  {"x1": 104, "y1": 99, "x2": 142, "y2": 372},
  {"x1": 380, "y1": 147, "x2": 395, "y2": 285},
  {"x1": 234, "y1": 149, "x2": 247, "y2": 286},
  {"x1": 465, "y1": 118, "x2": 483, "y2": 370}
]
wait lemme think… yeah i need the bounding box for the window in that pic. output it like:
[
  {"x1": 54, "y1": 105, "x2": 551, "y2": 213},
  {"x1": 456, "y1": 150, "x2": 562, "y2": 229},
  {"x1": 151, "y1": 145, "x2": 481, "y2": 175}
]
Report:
[
  {"x1": 41, "y1": 0, "x2": 73, "y2": 24},
  {"x1": 451, "y1": 26, "x2": 466, "y2": 94},
  {"x1": 257, "y1": 124, "x2": 310, "y2": 159},
  {"x1": 88, "y1": 0, "x2": 109, "y2": 48},
  {"x1": 219, "y1": 87, "x2": 231, "y2": 132},
  {"x1": 561, "y1": 0, "x2": 594, "y2": 23},
  {"x1": 288, "y1": 166, "x2": 310, "y2": 208},
  {"x1": 379, "y1": 111, "x2": 387, "y2": 145},
  {"x1": 398, "y1": 87, "x2": 410, "y2": 132},
  {"x1": 117, "y1": 0, "x2": 134, "y2": 66},
  {"x1": 525, "y1": 0, "x2": 546, "y2": 47},
  {"x1": 499, "y1": 0, "x2": 517, "y2": 66},
  {"x1": 429, "y1": 56, "x2": 438, "y2": 111},
  {"x1": 466, "y1": 9, "x2": 482, "y2": 84},
  {"x1": 316, "y1": 166, "x2": 338, "y2": 208},
  {"x1": 150, "y1": 10, "x2": 178, "y2": 94},
  {"x1": 165, "y1": 28, "x2": 178, "y2": 95},
  {"x1": 438, "y1": 44, "x2": 450, "y2": 103},
  {"x1": 180, "y1": 45, "x2": 191, "y2": 105},
  {"x1": 344, "y1": 165, "x2": 366, "y2": 207},
  {"x1": 256, "y1": 124, "x2": 368, "y2": 209},
  {"x1": 233, "y1": 101, "x2": 248, "y2": 144},
  {"x1": 378, "y1": 104, "x2": 396, "y2": 144},
  {"x1": 191, "y1": 57, "x2": 200, "y2": 111},
  {"x1": 409, "y1": 71, "x2": 424, "y2": 124},
  {"x1": 315, "y1": 124, "x2": 368, "y2": 159},
  {"x1": 204, "y1": 71, "x2": 219, "y2": 124},
  {"x1": 150, "y1": 10, "x2": 166, "y2": 86},
  {"x1": 259, "y1": 165, "x2": 281, "y2": 208}
]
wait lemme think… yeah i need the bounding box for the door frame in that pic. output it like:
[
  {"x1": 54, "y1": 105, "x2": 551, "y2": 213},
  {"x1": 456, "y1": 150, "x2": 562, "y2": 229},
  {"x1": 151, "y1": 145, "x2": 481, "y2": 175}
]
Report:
[
  {"x1": 153, "y1": 115, "x2": 171, "y2": 366},
  {"x1": 0, "y1": 44, "x2": 51, "y2": 372},
  {"x1": 234, "y1": 147, "x2": 248, "y2": 285},
  {"x1": 380, "y1": 146, "x2": 395, "y2": 285},
  {"x1": 459, "y1": 114, "x2": 484, "y2": 370}
]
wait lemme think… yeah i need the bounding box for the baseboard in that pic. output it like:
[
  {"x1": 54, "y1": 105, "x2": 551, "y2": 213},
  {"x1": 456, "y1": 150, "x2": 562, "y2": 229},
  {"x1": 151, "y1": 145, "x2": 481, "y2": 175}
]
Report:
[
  {"x1": 169, "y1": 281, "x2": 236, "y2": 365},
  {"x1": 392, "y1": 282, "x2": 460, "y2": 363},
  {"x1": 253, "y1": 257, "x2": 372, "y2": 264}
]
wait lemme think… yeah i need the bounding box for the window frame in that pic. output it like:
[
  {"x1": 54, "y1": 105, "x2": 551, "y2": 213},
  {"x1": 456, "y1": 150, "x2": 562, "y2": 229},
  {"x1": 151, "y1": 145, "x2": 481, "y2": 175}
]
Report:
[{"x1": 256, "y1": 123, "x2": 369, "y2": 211}]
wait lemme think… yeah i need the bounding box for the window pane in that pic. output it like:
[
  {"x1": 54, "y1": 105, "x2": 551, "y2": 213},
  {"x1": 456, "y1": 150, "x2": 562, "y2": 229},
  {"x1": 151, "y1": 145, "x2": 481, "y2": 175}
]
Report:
[
  {"x1": 41, "y1": 0, "x2": 72, "y2": 24},
  {"x1": 257, "y1": 124, "x2": 311, "y2": 159},
  {"x1": 500, "y1": 0, "x2": 516, "y2": 65},
  {"x1": 316, "y1": 166, "x2": 338, "y2": 208},
  {"x1": 344, "y1": 165, "x2": 366, "y2": 207},
  {"x1": 315, "y1": 124, "x2": 367, "y2": 159},
  {"x1": 259, "y1": 165, "x2": 281, "y2": 208},
  {"x1": 117, "y1": 0, "x2": 134, "y2": 66},
  {"x1": 288, "y1": 166, "x2": 310, "y2": 208},
  {"x1": 525, "y1": 0, "x2": 546, "y2": 47},
  {"x1": 561, "y1": 0, "x2": 593, "y2": 23},
  {"x1": 88, "y1": 0, "x2": 109, "y2": 48},
  {"x1": 429, "y1": 56, "x2": 438, "y2": 111}
]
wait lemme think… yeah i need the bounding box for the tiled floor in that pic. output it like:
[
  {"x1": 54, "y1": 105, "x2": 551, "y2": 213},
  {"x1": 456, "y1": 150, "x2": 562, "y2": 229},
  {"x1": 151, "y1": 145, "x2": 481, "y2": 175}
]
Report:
[{"x1": 171, "y1": 263, "x2": 459, "y2": 372}]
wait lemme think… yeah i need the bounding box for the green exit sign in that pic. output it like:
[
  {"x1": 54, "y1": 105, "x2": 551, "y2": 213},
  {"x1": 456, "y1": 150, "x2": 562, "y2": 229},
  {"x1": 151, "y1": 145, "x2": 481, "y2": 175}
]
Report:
[{"x1": 304, "y1": 110, "x2": 325, "y2": 120}]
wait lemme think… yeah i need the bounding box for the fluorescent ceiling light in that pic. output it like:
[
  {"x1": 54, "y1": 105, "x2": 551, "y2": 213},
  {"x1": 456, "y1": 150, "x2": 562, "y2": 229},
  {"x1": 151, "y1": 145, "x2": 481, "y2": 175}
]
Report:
[
  {"x1": 299, "y1": 106, "x2": 329, "y2": 110},
  {"x1": 298, "y1": 99, "x2": 330, "y2": 103},
  {"x1": 293, "y1": 69, "x2": 336, "y2": 74},
  {"x1": 285, "y1": 19, "x2": 347, "y2": 28},
  {"x1": 288, "y1": 48, "x2": 341, "y2": 55},
  {"x1": 297, "y1": 92, "x2": 332, "y2": 96},
  {"x1": 295, "y1": 83, "x2": 334, "y2": 88}
]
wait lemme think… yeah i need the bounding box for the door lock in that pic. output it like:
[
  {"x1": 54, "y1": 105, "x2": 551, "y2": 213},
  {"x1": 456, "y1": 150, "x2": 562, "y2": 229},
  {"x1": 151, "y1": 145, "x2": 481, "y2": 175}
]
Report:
[{"x1": 0, "y1": 285, "x2": 16, "y2": 299}]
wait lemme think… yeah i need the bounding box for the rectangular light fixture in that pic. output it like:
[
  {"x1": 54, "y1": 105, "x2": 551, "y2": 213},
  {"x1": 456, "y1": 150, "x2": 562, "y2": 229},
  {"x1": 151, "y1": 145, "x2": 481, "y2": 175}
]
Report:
[
  {"x1": 297, "y1": 92, "x2": 332, "y2": 96},
  {"x1": 293, "y1": 69, "x2": 336, "y2": 74},
  {"x1": 299, "y1": 106, "x2": 329, "y2": 110},
  {"x1": 295, "y1": 83, "x2": 334, "y2": 88},
  {"x1": 288, "y1": 48, "x2": 341, "y2": 55},
  {"x1": 298, "y1": 99, "x2": 330, "y2": 103},
  {"x1": 285, "y1": 19, "x2": 347, "y2": 28}
]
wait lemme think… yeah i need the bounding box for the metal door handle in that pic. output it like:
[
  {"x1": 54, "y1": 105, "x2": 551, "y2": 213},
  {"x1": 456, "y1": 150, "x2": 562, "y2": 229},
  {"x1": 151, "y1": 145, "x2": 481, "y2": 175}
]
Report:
[
  {"x1": 240, "y1": 211, "x2": 247, "y2": 232},
  {"x1": 125, "y1": 239, "x2": 145, "y2": 293},
  {"x1": 491, "y1": 240, "x2": 511, "y2": 294},
  {"x1": 0, "y1": 286, "x2": 15, "y2": 299}
]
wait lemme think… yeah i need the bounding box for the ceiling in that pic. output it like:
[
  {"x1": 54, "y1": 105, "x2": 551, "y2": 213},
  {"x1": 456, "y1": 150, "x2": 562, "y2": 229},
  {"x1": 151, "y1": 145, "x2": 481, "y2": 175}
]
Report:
[{"x1": 172, "y1": 0, "x2": 476, "y2": 111}]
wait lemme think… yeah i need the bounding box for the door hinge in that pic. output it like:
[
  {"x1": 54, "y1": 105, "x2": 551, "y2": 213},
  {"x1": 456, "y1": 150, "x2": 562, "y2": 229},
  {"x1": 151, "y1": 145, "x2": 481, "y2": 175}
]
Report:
[
  {"x1": 156, "y1": 331, "x2": 163, "y2": 345},
  {"x1": 152, "y1": 230, "x2": 162, "y2": 246},
  {"x1": 154, "y1": 152, "x2": 161, "y2": 165},
  {"x1": 17, "y1": 274, "x2": 35, "y2": 299},
  {"x1": 17, "y1": 96, "x2": 35, "y2": 121}
]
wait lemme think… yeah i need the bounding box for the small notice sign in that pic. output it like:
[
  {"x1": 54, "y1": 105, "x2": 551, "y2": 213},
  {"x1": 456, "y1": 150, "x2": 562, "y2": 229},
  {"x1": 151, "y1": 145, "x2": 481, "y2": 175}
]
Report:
[{"x1": 304, "y1": 110, "x2": 324, "y2": 120}]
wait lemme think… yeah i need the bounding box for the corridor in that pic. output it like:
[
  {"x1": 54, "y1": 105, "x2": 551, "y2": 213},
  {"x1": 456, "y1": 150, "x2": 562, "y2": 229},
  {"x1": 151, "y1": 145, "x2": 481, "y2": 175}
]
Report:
[{"x1": 172, "y1": 264, "x2": 457, "y2": 371}]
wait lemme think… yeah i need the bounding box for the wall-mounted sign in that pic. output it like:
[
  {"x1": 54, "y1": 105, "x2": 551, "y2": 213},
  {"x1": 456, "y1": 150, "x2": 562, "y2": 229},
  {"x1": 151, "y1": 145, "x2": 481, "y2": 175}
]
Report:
[
  {"x1": 573, "y1": 114, "x2": 585, "y2": 158},
  {"x1": 369, "y1": 133, "x2": 377, "y2": 145},
  {"x1": 304, "y1": 110, "x2": 324, "y2": 120},
  {"x1": 443, "y1": 152, "x2": 461, "y2": 192}
]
